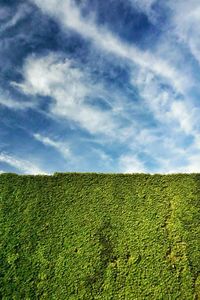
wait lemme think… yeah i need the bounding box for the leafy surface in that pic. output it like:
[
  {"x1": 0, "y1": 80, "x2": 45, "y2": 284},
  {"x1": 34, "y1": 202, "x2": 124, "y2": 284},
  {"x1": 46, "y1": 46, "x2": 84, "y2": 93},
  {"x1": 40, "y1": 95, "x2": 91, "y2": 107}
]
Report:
[{"x1": 0, "y1": 173, "x2": 200, "y2": 299}]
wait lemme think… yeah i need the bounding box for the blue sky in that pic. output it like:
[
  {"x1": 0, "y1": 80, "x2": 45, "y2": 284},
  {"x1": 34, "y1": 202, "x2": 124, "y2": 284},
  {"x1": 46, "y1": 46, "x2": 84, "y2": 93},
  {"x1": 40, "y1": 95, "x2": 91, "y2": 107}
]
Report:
[{"x1": 1, "y1": 0, "x2": 200, "y2": 174}]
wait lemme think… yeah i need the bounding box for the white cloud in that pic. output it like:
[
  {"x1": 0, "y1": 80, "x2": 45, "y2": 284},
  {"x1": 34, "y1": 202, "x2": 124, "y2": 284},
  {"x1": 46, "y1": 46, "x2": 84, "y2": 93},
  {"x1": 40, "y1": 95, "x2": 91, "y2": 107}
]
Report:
[
  {"x1": 15, "y1": 52, "x2": 119, "y2": 136},
  {"x1": 0, "y1": 4, "x2": 31, "y2": 33},
  {"x1": 132, "y1": 68, "x2": 200, "y2": 137},
  {"x1": 14, "y1": 54, "x2": 76, "y2": 96},
  {"x1": 129, "y1": 64, "x2": 200, "y2": 173},
  {"x1": 184, "y1": 154, "x2": 200, "y2": 173},
  {"x1": 33, "y1": 133, "x2": 71, "y2": 160},
  {"x1": 91, "y1": 148, "x2": 112, "y2": 162},
  {"x1": 170, "y1": 101, "x2": 195, "y2": 134},
  {"x1": 119, "y1": 154, "x2": 147, "y2": 173},
  {"x1": 129, "y1": 0, "x2": 158, "y2": 22},
  {"x1": 133, "y1": 69, "x2": 171, "y2": 122},
  {"x1": 0, "y1": 92, "x2": 33, "y2": 110},
  {"x1": 30, "y1": 0, "x2": 187, "y2": 93},
  {"x1": 155, "y1": 153, "x2": 200, "y2": 174},
  {"x1": 0, "y1": 153, "x2": 47, "y2": 174},
  {"x1": 124, "y1": 1, "x2": 200, "y2": 173},
  {"x1": 133, "y1": 69, "x2": 178, "y2": 133},
  {"x1": 167, "y1": 1, "x2": 200, "y2": 65}
]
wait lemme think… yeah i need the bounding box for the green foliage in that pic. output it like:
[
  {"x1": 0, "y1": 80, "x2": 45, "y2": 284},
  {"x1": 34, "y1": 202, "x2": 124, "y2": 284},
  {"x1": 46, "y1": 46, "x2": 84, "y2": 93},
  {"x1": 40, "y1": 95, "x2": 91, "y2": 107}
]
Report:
[{"x1": 0, "y1": 173, "x2": 199, "y2": 299}]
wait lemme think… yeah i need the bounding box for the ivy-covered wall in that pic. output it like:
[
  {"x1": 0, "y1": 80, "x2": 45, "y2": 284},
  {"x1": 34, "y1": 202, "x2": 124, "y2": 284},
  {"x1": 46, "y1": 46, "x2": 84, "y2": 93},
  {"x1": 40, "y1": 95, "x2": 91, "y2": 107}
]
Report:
[{"x1": 0, "y1": 173, "x2": 200, "y2": 299}]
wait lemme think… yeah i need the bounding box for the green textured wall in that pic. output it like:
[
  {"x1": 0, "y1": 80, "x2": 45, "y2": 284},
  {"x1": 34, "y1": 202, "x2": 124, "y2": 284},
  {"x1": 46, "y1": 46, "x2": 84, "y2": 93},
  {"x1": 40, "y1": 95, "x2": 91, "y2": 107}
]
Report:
[{"x1": 0, "y1": 173, "x2": 200, "y2": 299}]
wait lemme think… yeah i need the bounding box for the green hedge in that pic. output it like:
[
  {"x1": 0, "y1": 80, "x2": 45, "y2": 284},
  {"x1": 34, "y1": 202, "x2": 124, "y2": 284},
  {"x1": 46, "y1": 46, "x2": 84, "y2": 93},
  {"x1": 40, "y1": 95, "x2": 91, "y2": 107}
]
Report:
[{"x1": 0, "y1": 173, "x2": 200, "y2": 299}]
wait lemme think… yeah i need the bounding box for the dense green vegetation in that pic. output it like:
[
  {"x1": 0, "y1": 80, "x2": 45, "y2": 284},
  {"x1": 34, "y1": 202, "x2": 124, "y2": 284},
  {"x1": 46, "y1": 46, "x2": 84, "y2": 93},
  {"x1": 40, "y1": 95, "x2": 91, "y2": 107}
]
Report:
[{"x1": 0, "y1": 173, "x2": 200, "y2": 299}]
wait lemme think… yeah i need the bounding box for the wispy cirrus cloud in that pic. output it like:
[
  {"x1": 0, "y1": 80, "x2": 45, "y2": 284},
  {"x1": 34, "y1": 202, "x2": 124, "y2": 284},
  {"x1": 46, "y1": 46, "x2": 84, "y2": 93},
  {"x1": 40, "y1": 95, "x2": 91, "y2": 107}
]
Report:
[
  {"x1": 0, "y1": 90, "x2": 34, "y2": 110},
  {"x1": 167, "y1": 0, "x2": 200, "y2": 66},
  {"x1": 33, "y1": 133, "x2": 71, "y2": 160},
  {"x1": 30, "y1": 0, "x2": 188, "y2": 93},
  {"x1": 0, "y1": 3, "x2": 31, "y2": 33},
  {"x1": 0, "y1": 153, "x2": 47, "y2": 174},
  {"x1": 133, "y1": 67, "x2": 200, "y2": 140},
  {"x1": 15, "y1": 52, "x2": 119, "y2": 136},
  {"x1": 129, "y1": 66, "x2": 200, "y2": 173}
]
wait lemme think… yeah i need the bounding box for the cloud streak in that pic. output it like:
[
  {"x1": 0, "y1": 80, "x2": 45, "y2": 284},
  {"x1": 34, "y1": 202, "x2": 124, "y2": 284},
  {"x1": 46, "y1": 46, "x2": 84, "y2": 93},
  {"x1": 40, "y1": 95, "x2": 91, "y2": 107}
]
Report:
[
  {"x1": 0, "y1": 4, "x2": 31, "y2": 33},
  {"x1": 31, "y1": 0, "x2": 187, "y2": 93},
  {"x1": 0, "y1": 153, "x2": 47, "y2": 174},
  {"x1": 0, "y1": 91, "x2": 34, "y2": 110},
  {"x1": 33, "y1": 133, "x2": 71, "y2": 160},
  {"x1": 167, "y1": 0, "x2": 200, "y2": 66},
  {"x1": 14, "y1": 52, "x2": 125, "y2": 137}
]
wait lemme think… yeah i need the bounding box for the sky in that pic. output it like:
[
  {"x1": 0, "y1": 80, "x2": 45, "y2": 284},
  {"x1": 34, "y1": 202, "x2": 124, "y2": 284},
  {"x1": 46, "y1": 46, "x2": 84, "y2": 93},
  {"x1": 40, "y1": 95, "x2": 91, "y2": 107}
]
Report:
[{"x1": 1, "y1": 0, "x2": 200, "y2": 174}]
